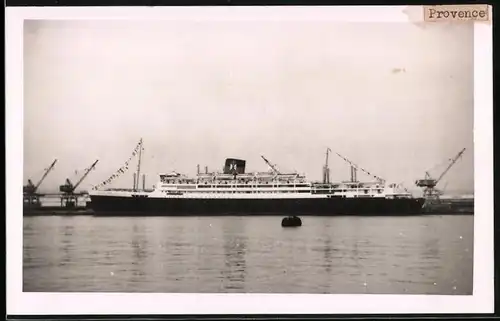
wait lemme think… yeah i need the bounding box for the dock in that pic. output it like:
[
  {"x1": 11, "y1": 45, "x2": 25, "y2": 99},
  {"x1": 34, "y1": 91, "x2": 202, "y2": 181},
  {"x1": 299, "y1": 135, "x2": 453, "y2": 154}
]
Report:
[
  {"x1": 423, "y1": 196, "x2": 474, "y2": 214},
  {"x1": 23, "y1": 194, "x2": 94, "y2": 216}
]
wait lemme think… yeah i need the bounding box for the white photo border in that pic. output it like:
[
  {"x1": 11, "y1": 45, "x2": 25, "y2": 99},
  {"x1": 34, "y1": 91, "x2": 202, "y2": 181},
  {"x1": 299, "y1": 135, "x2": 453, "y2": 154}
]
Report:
[{"x1": 6, "y1": 5, "x2": 494, "y2": 315}]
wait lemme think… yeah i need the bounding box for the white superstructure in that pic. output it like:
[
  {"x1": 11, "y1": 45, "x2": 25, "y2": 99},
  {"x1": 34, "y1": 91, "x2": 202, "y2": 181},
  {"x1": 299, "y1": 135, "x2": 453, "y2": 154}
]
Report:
[{"x1": 91, "y1": 170, "x2": 413, "y2": 200}]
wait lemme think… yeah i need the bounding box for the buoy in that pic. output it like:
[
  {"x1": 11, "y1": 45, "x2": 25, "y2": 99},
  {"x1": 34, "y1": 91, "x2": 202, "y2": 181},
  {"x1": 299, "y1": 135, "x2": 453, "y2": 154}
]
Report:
[{"x1": 281, "y1": 216, "x2": 302, "y2": 227}]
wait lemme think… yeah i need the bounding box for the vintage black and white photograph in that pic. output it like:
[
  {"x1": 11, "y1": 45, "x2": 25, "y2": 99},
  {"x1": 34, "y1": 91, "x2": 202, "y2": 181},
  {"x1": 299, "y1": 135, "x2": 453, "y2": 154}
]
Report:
[{"x1": 7, "y1": 5, "x2": 493, "y2": 315}]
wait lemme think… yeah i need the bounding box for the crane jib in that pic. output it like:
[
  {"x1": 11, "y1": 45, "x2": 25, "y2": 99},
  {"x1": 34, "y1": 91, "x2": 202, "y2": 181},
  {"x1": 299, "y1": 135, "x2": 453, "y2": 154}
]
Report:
[
  {"x1": 60, "y1": 160, "x2": 99, "y2": 194},
  {"x1": 34, "y1": 159, "x2": 58, "y2": 191}
]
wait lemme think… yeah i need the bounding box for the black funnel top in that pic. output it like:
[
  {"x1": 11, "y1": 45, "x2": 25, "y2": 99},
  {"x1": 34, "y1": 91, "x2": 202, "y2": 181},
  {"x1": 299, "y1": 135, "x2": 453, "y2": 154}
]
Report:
[{"x1": 223, "y1": 158, "x2": 246, "y2": 175}]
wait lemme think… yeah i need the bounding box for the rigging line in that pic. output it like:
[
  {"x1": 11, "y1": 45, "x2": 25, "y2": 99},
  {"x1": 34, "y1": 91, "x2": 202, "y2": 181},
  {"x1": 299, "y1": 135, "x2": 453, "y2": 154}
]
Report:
[{"x1": 335, "y1": 152, "x2": 385, "y2": 183}]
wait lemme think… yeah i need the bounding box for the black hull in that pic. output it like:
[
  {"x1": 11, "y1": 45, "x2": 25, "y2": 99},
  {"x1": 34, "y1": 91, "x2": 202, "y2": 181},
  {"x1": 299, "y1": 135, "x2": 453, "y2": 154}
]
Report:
[{"x1": 88, "y1": 196, "x2": 426, "y2": 216}]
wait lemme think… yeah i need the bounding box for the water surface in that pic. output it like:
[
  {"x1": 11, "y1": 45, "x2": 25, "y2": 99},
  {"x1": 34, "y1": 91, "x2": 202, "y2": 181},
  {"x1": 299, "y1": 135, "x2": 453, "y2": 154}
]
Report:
[{"x1": 23, "y1": 215, "x2": 473, "y2": 294}]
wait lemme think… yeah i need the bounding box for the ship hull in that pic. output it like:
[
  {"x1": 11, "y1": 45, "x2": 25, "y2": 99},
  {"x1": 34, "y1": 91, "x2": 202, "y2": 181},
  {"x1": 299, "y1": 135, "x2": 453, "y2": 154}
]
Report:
[{"x1": 88, "y1": 195, "x2": 426, "y2": 216}]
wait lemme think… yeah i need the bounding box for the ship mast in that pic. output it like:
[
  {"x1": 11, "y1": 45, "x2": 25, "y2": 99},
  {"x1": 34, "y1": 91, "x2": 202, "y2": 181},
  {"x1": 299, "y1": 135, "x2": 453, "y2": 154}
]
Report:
[{"x1": 135, "y1": 138, "x2": 143, "y2": 191}]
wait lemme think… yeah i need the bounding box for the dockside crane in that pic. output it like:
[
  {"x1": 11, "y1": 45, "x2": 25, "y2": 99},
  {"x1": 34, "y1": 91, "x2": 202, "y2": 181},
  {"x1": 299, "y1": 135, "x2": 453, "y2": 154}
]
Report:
[
  {"x1": 415, "y1": 148, "x2": 466, "y2": 199},
  {"x1": 59, "y1": 159, "x2": 99, "y2": 207},
  {"x1": 23, "y1": 159, "x2": 58, "y2": 207}
]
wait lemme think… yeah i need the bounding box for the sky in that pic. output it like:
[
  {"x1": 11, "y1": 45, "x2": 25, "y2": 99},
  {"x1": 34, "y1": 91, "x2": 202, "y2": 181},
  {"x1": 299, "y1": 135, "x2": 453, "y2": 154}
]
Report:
[{"x1": 23, "y1": 19, "x2": 474, "y2": 195}]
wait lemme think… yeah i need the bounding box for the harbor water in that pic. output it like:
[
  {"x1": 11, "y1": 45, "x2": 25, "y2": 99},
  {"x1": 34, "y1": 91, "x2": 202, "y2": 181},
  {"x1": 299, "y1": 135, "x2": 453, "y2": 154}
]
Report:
[{"x1": 23, "y1": 215, "x2": 473, "y2": 294}]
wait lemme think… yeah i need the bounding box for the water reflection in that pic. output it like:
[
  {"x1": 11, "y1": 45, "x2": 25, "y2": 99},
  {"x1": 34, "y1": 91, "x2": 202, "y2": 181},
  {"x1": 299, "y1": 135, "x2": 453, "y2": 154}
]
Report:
[
  {"x1": 129, "y1": 222, "x2": 149, "y2": 282},
  {"x1": 59, "y1": 219, "x2": 74, "y2": 265},
  {"x1": 131, "y1": 223, "x2": 148, "y2": 262},
  {"x1": 321, "y1": 221, "x2": 333, "y2": 274},
  {"x1": 221, "y1": 218, "x2": 247, "y2": 291},
  {"x1": 323, "y1": 236, "x2": 333, "y2": 274}
]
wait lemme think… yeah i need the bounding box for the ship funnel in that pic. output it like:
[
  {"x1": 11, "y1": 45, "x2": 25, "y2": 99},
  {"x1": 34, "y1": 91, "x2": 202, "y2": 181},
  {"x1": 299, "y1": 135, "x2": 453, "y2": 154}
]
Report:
[
  {"x1": 350, "y1": 166, "x2": 357, "y2": 182},
  {"x1": 223, "y1": 158, "x2": 246, "y2": 175}
]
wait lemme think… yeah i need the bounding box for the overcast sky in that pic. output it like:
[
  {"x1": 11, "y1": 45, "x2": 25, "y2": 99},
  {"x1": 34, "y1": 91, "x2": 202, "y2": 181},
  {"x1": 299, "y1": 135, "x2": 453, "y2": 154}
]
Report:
[{"x1": 23, "y1": 19, "x2": 474, "y2": 194}]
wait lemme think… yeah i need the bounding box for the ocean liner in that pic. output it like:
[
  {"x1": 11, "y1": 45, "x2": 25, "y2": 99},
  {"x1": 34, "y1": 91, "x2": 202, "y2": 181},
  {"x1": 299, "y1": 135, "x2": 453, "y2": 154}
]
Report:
[{"x1": 88, "y1": 151, "x2": 426, "y2": 216}]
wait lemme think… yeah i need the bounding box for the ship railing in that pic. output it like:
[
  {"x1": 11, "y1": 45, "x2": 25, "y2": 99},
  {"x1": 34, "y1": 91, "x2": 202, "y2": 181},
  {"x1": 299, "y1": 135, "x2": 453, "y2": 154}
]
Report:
[
  {"x1": 195, "y1": 171, "x2": 304, "y2": 179},
  {"x1": 104, "y1": 188, "x2": 138, "y2": 192},
  {"x1": 159, "y1": 172, "x2": 183, "y2": 178},
  {"x1": 194, "y1": 179, "x2": 309, "y2": 185},
  {"x1": 337, "y1": 181, "x2": 389, "y2": 188}
]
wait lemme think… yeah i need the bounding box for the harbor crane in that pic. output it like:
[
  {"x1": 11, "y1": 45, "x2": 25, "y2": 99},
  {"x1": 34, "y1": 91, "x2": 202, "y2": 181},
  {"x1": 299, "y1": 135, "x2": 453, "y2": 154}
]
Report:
[
  {"x1": 59, "y1": 159, "x2": 99, "y2": 208},
  {"x1": 23, "y1": 159, "x2": 57, "y2": 207},
  {"x1": 415, "y1": 148, "x2": 466, "y2": 198}
]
